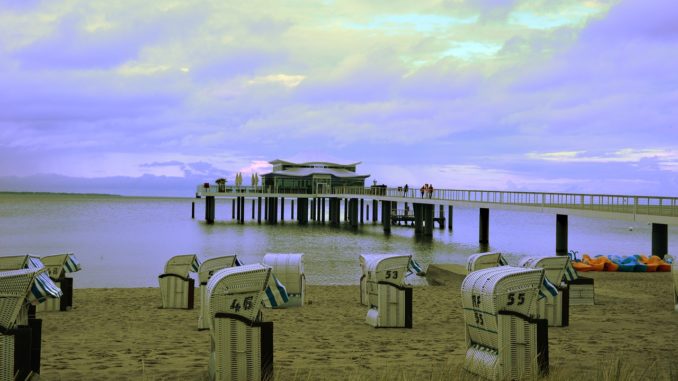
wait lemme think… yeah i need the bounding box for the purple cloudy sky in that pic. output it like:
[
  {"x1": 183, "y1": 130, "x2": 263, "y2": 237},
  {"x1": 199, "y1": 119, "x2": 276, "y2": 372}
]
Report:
[{"x1": 0, "y1": 0, "x2": 676, "y2": 197}]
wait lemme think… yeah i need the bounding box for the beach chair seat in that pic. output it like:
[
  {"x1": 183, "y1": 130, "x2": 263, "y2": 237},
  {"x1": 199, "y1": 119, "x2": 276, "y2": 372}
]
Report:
[
  {"x1": 197, "y1": 255, "x2": 241, "y2": 330},
  {"x1": 466, "y1": 252, "x2": 507, "y2": 273},
  {"x1": 38, "y1": 253, "x2": 81, "y2": 312},
  {"x1": 263, "y1": 253, "x2": 305, "y2": 307},
  {"x1": 461, "y1": 266, "x2": 548, "y2": 380},
  {"x1": 159, "y1": 254, "x2": 200, "y2": 309},
  {"x1": 519, "y1": 256, "x2": 570, "y2": 327},
  {"x1": 0, "y1": 267, "x2": 62, "y2": 381},
  {"x1": 364, "y1": 254, "x2": 412, "y2": 328},
  {"x1": 206, "y1": 264, "x2": 279, "y2": 381}
]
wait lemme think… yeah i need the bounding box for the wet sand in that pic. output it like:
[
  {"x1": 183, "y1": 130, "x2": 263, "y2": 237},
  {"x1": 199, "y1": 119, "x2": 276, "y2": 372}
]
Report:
[{"x1": 38, "y1": 270, "x2": 678, "y2": 380}]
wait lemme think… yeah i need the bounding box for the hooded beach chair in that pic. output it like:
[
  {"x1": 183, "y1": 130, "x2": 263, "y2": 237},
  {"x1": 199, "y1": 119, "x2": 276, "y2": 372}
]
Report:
[
  {"x1": 461, "y1": 266, "x2": 549, "y2": 380},
  {"x1": 38, "y1": 253, "x2": 81, "y2": 312},
  {"x1": 519, "y1": 256, "x2": 570, "y2": 327},
  {"x1": 364, "y1": 254, "x2": 412, "y2": 328},
  {"x1": 263, "y1": 253, "x2": 305, "y2": 307},
  {"x1": 467, "y1": 252, "x2": 508, "y2": 273},
  {"x1": 159, "y1": 254, "x2": 200, "y2": 309},
  {"x1": 1, "y1": 267, "x2": 62, "y2": 381},
  {"x1": 359, "y1": 254, "x2": 392, "y2": 306},
  {"x1": 197, "y1": 255, "x2": 241, "y2": 330},
  {"x1": 206, "y1": 264, "x2": 287, "y2": 381}
]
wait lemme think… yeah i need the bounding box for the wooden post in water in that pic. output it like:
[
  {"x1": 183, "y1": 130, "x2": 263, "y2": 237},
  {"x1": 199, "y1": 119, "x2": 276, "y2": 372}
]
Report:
[
  {"x1": 232, "y1": 199, "x2": 236, "y2": 220},
  {"x1": 240, "y1": 197, "x2": 245, "y2": 224},
  {"x1": 360, "y1": 199, "x2": 364, "y2": 224},
  {"x1": 257, "y1": 197, "x2": 262, "y2": 224},
  {"x1": 652, "y1": 223, "x2": 668, "y2": 258},
  {"x1": 205, "y1": 196, "x2": 215, "y2": 224},
  {"x1": 291, "y1": 200, "x2": 295, "y2": 220},
  {"x1": 448, "y1": 205, "x2": 453, "y2": 230},
  {"x1": 556, "y1": 214, "x2": 568, "y2": 255},
  {"x1": 281, "y1": 197, "x2": 285, "y2": 222},
  {"x1": 479, "y1": 208, "x2": 490, "y2": 244},
  {"x1": 439, "y1": 205, "x2": 445, "y2": 229},
  {"x1": 424, "y1": 204, "x2": 434, "y2": 236},
  {"x1": 191, "y1": 202, "x2": 195, "y2": 219},
  {"x1": 414, "y1": 203, "x2": 423, "y2": 235},
  {"x1": 251, "y1": 200, "x2": 255, "y2": 220},
  {"x1": 382, "y1": 200, "x2": 391, "y2": 234},
  {"x1": 366, "y1": 204, "x2": 370, "y2": 221}
]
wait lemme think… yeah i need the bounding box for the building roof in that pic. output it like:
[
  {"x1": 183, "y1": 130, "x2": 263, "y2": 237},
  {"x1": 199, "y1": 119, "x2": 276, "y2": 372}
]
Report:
[
  {"x1": 268, "y1": 159, "x2": 362, "y2": 168},
  {"x1": 263, "y1": 166, "x2": 370, "y2": 179}
]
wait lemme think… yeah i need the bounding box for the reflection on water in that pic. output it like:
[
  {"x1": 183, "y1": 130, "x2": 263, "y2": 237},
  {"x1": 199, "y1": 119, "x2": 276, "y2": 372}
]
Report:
[{"x1": 0, "y1": 193, "x2": 674, "y2": 288}]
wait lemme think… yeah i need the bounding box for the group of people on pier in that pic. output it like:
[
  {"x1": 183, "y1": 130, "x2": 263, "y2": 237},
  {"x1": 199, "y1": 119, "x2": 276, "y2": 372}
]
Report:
[{"x1": 420, "y1": 184, "x2": 434, "y2": 198}]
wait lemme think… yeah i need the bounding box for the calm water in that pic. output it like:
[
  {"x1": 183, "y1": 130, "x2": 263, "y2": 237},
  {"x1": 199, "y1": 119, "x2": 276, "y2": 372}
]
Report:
[{"x1": 1, "y1": 193, "x2": 675, "y2": 288}]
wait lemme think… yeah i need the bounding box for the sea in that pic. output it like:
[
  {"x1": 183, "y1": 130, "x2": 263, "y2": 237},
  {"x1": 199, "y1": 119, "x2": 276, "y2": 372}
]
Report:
[{"x1": 1, "y1": 193, "x2": 675, "y2": 288}]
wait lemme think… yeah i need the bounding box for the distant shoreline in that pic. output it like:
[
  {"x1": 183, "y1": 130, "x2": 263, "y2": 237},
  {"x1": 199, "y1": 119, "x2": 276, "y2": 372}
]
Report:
[{"x1": 0, "y1": 191, "x2": 123, "y2": 197}]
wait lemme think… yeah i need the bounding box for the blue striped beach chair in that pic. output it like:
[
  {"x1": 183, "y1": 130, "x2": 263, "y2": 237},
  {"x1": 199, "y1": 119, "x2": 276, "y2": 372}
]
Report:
[
  {"x1": 461, "y1": 266, "x2": 549, "y2": 380},
  {"x1": 1, "y1": 267, "x2": 62, "y2": 380},
  {"x1": 38, "y1": 253, "x2": 81, "y2": 312},
  {"x1": 262, "y1": 253, "x2": 305, "y2": 308},
  {"x1": 519, "y1": 256, "x2": 570, "y2": 327},
  {"x1": 206, "y1": 264, "x2": 287, "y2": 381},
  {"x1": 363, "y1": 254, "x2": 413, "y2": 328},
  {"x1": 197, "y1": 255, "x2": 241, "y2": 330},
  {"x1": 159, "y1": 254, "x2": 200, "y2": 309}
]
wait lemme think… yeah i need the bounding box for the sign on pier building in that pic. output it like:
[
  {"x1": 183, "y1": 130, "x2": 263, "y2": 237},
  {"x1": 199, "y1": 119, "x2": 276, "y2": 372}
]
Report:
[{"x1": 261, "y1": 160, "x2": 370, "y2": 194}]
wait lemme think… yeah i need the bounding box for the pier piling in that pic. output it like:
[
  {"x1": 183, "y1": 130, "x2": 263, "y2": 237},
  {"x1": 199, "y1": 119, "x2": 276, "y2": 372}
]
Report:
[
  {"x1": 556, "y1": 214, "x2": 568, "y2": 255},
  {"x1": 652, "y1": 223, "x2": 668, "y2": 258},
  {"x1": 479, "y1": 208, "x2": 489, "y2": 244}
]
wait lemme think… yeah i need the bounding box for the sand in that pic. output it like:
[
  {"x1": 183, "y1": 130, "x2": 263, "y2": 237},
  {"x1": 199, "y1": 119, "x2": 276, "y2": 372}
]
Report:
[{"x1": 37, "y1": 269, "x2": 678, "y2": 380}]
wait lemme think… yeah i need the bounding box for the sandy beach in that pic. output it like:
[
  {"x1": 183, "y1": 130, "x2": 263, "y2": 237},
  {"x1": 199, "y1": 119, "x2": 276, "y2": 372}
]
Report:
[{"x1": 37, "y1": 269, "x2": 678, "y2": 380}]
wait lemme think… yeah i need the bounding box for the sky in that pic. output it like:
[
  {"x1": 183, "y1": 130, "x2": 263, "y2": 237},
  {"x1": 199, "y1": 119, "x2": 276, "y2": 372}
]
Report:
[{"x1": 0, "y1": 0, "x2": 676, "y2": 197}]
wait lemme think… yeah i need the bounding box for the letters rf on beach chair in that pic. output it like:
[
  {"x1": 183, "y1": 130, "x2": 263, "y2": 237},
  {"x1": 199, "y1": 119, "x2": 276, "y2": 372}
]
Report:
[
  {"x1": 263, "y1": 253, "x2": 305, "y2": 307},
  {"x1": 197, "y1": 255, "x2": 242, "y2": 330},
  {"x1": 461, "y1": 266, "x2": 549, "y2": 380},
  {"x1": 38, "y1": 253, "x2": 81, "y2": 312},
  {"x1": 159, "y1": 254, "x2": 200, "y2": 309},
  {"x1": 1, "y1": 267, "x2": 62, "y2": 381},
  {"x1": 363, "y1": 254, "x2": 413, "y2": 328},
  {"x1": 206, "y1": 264, "x2": 288, "y2": 381}
]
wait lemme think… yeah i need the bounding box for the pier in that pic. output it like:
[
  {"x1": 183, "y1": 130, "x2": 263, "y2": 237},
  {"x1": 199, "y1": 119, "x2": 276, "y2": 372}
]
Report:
[{"x1": 195, "y1": 185, "x2": 677, "y2": 258}]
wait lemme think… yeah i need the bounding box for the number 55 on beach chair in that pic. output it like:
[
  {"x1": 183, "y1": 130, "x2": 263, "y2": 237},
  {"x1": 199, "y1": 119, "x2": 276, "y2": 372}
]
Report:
[
  {"x1": 205, "y1": 264, "x2": 288, "y2": 381},
  {"x1": 159, "y1": 254, "x2": 200, "y2": 309},
  {"x1": 462, "y1": 266, "x2": 549, "y2": 380},
  {"x1": 1, "y1": 267, "x2": 62, "y2": 381},
  {"x1": 364, "y1": 254, "x2": 413, "y2": 328}
]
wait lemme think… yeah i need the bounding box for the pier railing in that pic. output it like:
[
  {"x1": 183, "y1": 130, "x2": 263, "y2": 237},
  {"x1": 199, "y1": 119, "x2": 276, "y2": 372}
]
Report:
[{"x1": 196, "y1": 185, "x2": 678, "y2": 218}]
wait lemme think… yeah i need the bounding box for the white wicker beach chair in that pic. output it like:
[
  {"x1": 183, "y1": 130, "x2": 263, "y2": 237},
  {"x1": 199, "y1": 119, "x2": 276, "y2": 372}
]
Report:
[
  {"x1": 197, "y1": 255, "x2": 240, "y2": 330},
  {"x1": 519, "y1": 256, "x2": 570, "y2": 327},
  {"x1": 206, "y1": 264, "x2": 274, "y2": 381},
  {"x1": 359, "y1": 254, "x2": 392, "y2": 306},
  {"x1": 159, "y1": 254, "x2": 200, "y2": 309},
  {"x1": 38, "y1": 253, "x2": 81, "y2": 312},
  {"x1": 364, "y1": 254, "x2": 412, "y2": 328},
  {"x1": 1, "y1": 267, "x2": 62, "y2": 381},
  {"x1": 461, "y1": 266, "x2": 549, "y2": 380},
  {"x1": 467, "y1": 252, "x2": 507, "y2": 273},
  {"x1": 263, "y1": 253, "x2": 305, "y2": 308}
]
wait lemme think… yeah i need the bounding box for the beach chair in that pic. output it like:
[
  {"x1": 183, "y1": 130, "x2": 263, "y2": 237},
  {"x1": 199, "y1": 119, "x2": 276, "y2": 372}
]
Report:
[
  {"x1": 38, "y1": 253, "x2": 81, "y2": 312},
  {"x1": 206, "y1": 264, "x2": 281, "y2": 381},
  {"x1": 467, "y1": 252, "x2": 508, "y2": 273},
  {"x1": 159, "y1": 254, "x2": 200, "y2": 309},
  {"x1": 359, "y1": 254, "x2": 391, "y2": 306},
  {"x1": 461, "y1": 266, "x2": 549, "y2": 380},
  {"x1": 519, "y1": 256, "x2": 570, "y2": 327},
  {"x1": 197, "y1": 255, "x2": 241, "y2": 330},
  {"x1": 263, "y1": 253, "x2": 305, "y2": 307},
  {"x1": 1, "y1": 267, "x2": 62, "y2": 381},
  {"x1": 364, "y1": 254, "x2": 412, "y2": 328}
]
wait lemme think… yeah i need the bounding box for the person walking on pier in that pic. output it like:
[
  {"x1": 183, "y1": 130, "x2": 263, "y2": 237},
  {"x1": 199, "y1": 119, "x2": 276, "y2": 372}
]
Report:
[
  {"x1": 420, "y1": 184, "x2": 427, "y2": 198},
  {"x1": 428, "y1": 184, "x2": 434, "y2": 198},
  {"x1": 404, "y1": 184, "x2": 409, "y2": 196}
]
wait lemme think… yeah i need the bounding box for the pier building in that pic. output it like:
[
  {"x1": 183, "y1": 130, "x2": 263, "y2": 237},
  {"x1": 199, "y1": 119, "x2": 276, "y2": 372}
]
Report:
[{"x1": 261, "y1": 160, "x2": 369, "y2": 194}]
